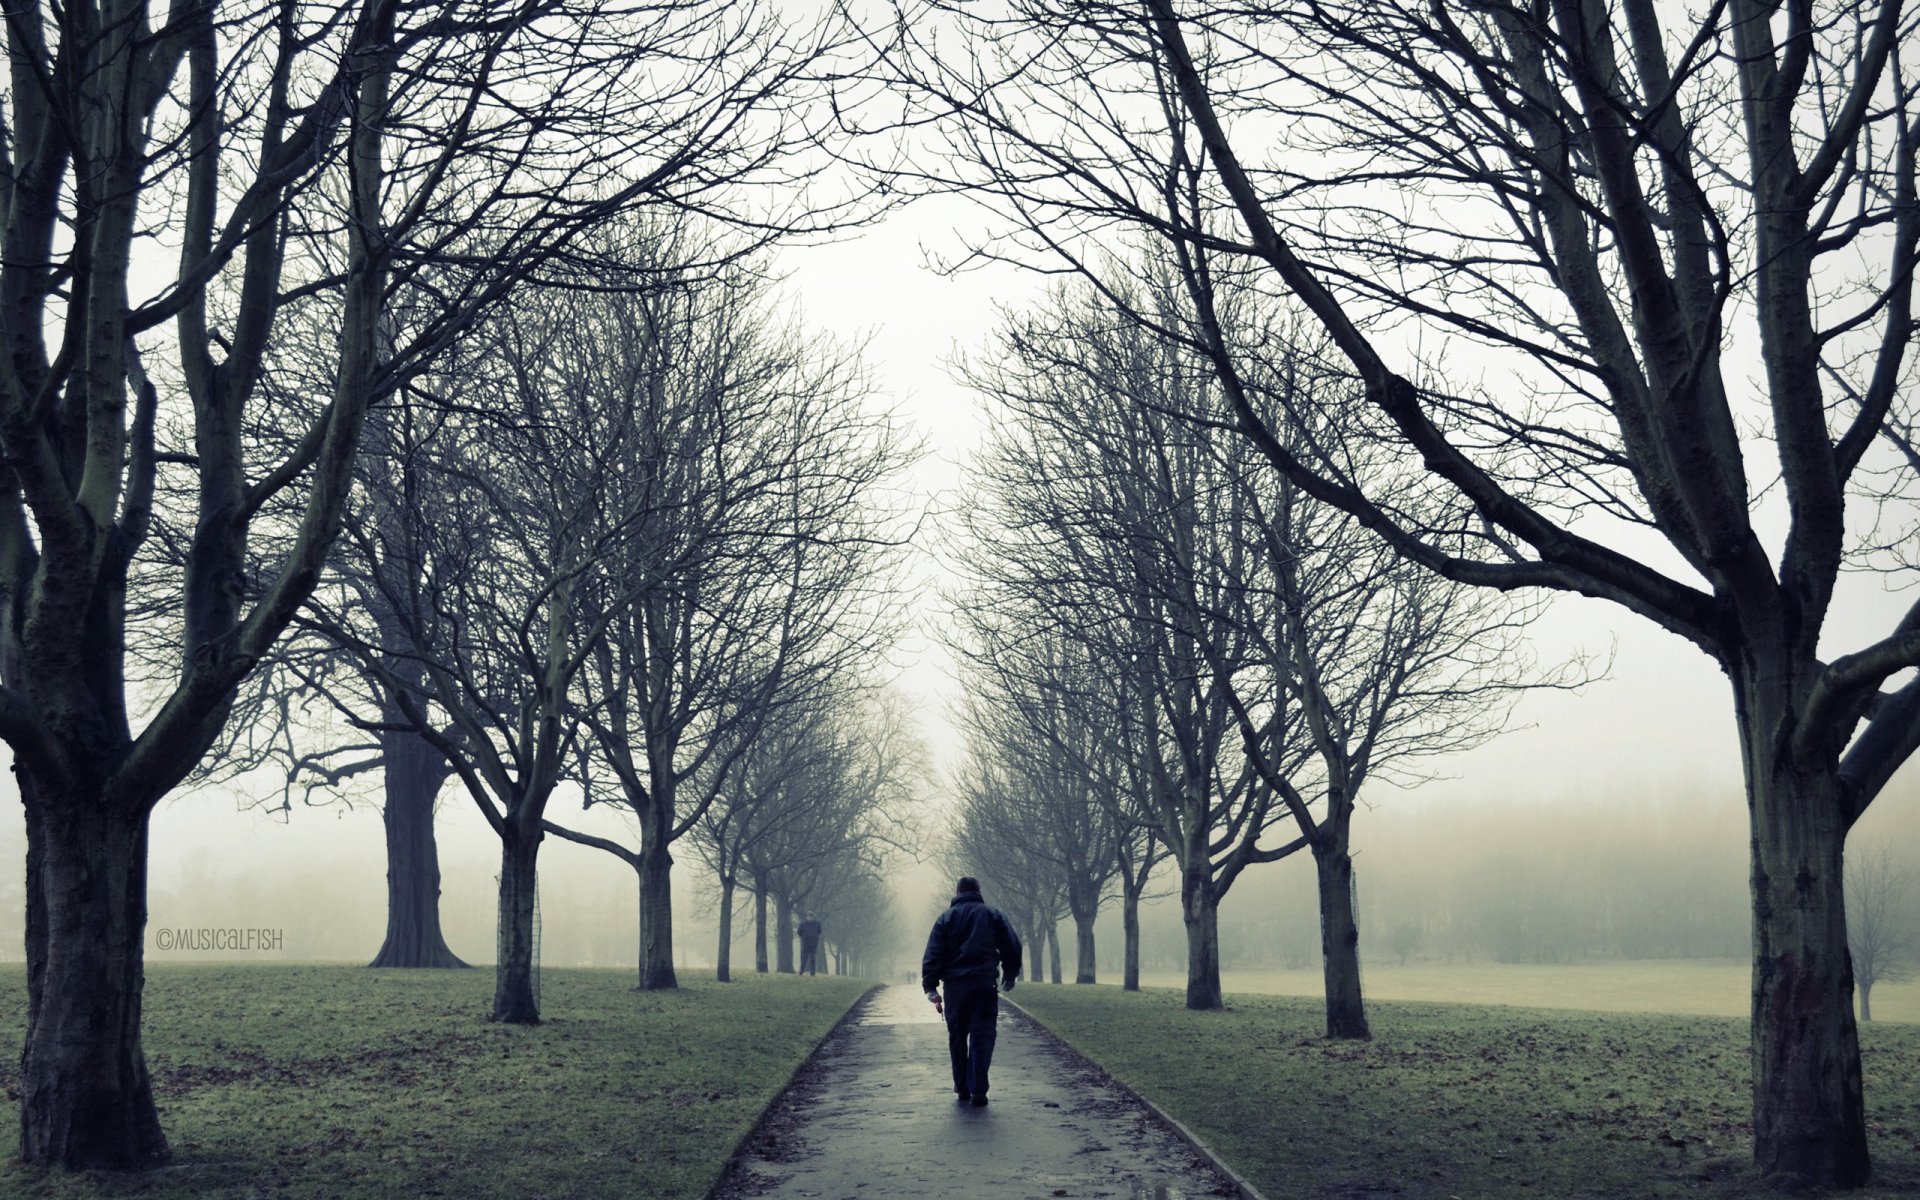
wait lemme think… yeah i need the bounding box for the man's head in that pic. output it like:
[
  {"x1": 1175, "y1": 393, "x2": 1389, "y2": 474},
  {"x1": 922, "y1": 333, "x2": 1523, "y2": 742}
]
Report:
[
  {"x1": 805, "y1": 912, "x2": 815, "y2": 921},
  {"x1": 956, "y1": 875, "x2": 981, "y2": 895}
]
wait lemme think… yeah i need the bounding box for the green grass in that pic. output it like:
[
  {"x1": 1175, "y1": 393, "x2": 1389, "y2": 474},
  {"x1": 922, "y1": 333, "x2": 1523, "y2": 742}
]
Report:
[
  {"x1": 0, "y1": 964, "x2": 869, "y2": 1200},
  {"x1": 1015, "y1": 982, "x2": 1920, "y2": 1200},
  {"x1": 1141, "y1": 959, "x2": 1920, "y2": 1023}
]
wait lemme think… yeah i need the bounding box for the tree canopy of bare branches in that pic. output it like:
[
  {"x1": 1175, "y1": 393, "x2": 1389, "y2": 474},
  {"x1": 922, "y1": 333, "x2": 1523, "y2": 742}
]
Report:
[
  {"x1": 701, "y1": 689, "x2": 925, "y2": 976},
  {"x1": 4, "y1": 0, "x2": 874, "y2": 1161},
  {"x1": 876, "y1": 0, "x2": 1918, "y2": 1182},
  {"x1": 953, "y1": 274, "x2": 1546, "y2": 1025},
  {"x1": 537, "y1": 260, "x2": 915, "y2": 992}
]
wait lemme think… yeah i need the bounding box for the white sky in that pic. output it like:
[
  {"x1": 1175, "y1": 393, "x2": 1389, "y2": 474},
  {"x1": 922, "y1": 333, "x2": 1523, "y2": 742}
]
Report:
[
  {"x1": 4, "y1": 184, "x2": 1914, "y2": 969},
  {"x1": 780, "y1": 200, "x2": 1762, "y2": 807}
]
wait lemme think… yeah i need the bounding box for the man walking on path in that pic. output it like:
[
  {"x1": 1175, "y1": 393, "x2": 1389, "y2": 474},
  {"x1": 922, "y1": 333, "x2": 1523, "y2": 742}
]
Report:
[
  {"x1": 922, "y1": 876, "x2": 1022, "y2": 1106},
  {"x1": 798, "y1": 913, "x2": 824, "y2": 975}
]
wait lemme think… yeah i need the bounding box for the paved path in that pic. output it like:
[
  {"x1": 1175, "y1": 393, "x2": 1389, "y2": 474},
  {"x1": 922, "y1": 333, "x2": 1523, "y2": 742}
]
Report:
[{"x1": 714, "y1": 984, "x2": 1240, "y2": 1200}]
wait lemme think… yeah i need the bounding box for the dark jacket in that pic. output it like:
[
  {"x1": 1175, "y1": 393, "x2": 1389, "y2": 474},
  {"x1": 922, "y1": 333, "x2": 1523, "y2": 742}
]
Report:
[{"x1": 921, "y1": 890, "x2": 1022, "y2": 992}]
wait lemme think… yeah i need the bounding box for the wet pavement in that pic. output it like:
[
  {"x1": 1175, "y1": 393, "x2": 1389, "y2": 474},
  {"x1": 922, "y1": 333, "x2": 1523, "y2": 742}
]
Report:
[{"x1": 713, "y1": 984, "x2": 1242, "y2": 1200}]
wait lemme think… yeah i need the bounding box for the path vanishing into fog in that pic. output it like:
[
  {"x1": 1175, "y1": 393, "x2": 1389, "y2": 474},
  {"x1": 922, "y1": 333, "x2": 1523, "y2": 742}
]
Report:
[{"x1": 714, "y1": 985, "x2": 1244, "y2": 1200}]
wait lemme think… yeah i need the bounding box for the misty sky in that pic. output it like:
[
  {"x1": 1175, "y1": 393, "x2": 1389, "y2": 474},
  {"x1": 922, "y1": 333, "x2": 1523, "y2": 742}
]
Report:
[
  {"x1": 2, "y1": 186, "x2": 1914, "y2": 965},
  {"x1": 781, "y1": 199, "x2": 1857, "y2": 805}
]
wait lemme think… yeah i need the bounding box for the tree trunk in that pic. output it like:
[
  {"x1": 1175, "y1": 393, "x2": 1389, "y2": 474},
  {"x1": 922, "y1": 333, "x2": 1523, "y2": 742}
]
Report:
[
  {"x1": 1048, "y1": 918, "x2": 1063, "y2": 983},
  {"x1": 1181, "y1": 866, "x2": 1223, "y2": 1010},
  {"x1": 1072, "y1": 910, "x2": 1098, "y2": 984},
  {"x1": 775, "y1": 893, "x2": 794, "y2": 973},
  {"x1": 368, "y1": 728, "x2": 466, "y2": 969},
  {"x1": 493, "y1": 823, "x2": 541, "y2": 1024},
  {"x1": 716, "y1": 874, "x2": 736, "y2": 983},
  {"x1": 1028, "y1": 921, "x2": 1046, "y2": 982},
  {"x1": 1314, "y1": 842, "x2": 1369, "y2": 1039},
  {"x1": 1746, "y1": 752, "x2": 1867, "y2": 1187},
  {"x1": 18, "y1": 789, "x2": 170, "y2": 1169},
  {"x1": 1859, "y1": 979, "x2": 1873, "y2": 1023},
  {"x1": 753, "y1": 884, "x2": 769, "y2": 973},
  {"x1": 636, "y1": 814, "x2": 677, "y2": 990},
  {"x1": 1122, "y1": 885, "x2": 1141, "y2": 992}
]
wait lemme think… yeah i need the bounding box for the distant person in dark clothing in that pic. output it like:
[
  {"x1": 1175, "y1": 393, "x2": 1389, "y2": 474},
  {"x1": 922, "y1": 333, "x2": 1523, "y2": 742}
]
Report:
[
  {"x1": 922, "y1": 876, "x2": 1023, "y2": 1106},
  {"x1": 798, "y1": 913, "x2": 824, "y2": 975}
]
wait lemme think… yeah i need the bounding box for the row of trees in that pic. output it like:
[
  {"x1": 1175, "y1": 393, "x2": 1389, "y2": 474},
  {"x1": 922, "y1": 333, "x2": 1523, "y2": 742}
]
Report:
[
  {"x1": 691, "y1": 690, "x2": 924, "y2": 981},
  {"x1": 946, "y1": 277, "x2": 1546, "y2": 1036},
  {"x1": 1, "y1": 0, "x2": 901, "y2": 1168},
  {"x1": 8, "y1": 0, "x2": 1914, "y2": 1186},
  {"x1": 229, "y1": 245, "x2": 918, "y2": 1018},
  {"x1": 212, "y1": 250, "x2": 924, "y2": 995},
  {"x1": 874, "y1": 0, "x2": 1920, "y2": 1185}
]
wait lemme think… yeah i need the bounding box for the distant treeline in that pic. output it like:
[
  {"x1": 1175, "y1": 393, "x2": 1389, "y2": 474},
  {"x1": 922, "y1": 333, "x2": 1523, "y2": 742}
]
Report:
[{"x1": 1104, "y1": 786, "x2": 1916, "y2": 971}]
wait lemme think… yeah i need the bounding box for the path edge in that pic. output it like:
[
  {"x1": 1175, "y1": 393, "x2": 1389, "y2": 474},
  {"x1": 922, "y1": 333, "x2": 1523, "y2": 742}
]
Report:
[
  {"x1": 1005, "y1": 997, "x2": 1272, "y2": 1200},
  {"x1": 703, "y1": 982, "x2": 882, "y2": 1200}
]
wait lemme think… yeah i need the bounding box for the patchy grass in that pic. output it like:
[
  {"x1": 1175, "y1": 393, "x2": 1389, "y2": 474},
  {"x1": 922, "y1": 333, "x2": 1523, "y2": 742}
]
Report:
[
  {"x1": 0, "y1": 964, "x2": 868, "y2": 1200},
  {"x1": 1015, "y1": 983, "x2": 1920, "y2": 1200},
  {"x1": 1140, "y1": 959, "x2": 1920, "y2": 1024}
]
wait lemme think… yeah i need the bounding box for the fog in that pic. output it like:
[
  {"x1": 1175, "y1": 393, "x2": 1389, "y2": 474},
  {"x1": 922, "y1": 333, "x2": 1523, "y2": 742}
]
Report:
[
  {"x1": 1, "y1": 203, "x2": 1913, "y2": 997},
  {"x1": 7, "y1": 606, "x2": 1911, "y2": 988}
]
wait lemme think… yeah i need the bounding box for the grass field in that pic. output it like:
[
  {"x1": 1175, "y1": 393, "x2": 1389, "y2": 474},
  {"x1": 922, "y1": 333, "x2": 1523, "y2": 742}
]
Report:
[
  {"x1": 0, "y1": 965, "x2": 869, "y2": 1200},
  {"x1": 1015, "y1": 983, "x2": 1920, "y2": 1199},
  {"x1": 1138, "y1": 959, "x2": 1920, "y2": 1023}
]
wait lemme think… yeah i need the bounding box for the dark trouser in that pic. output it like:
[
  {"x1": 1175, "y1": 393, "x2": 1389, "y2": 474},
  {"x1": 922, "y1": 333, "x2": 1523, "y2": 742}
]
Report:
[
  {"x1": 800, "y1": 941, "x2": 821, "y2": 975},
  {"x1": 944, "y1": 977, "x2": 999, "y2": 1096}
]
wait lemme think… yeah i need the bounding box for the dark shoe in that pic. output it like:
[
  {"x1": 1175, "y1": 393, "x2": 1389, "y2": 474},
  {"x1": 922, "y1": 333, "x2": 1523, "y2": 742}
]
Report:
[
  {"x1": 954, "y1": 1091, "x2": 970, "y2": 1102},
  {"x1": 970, "y1": 1094, "x2": 988, "y2": 1106}
]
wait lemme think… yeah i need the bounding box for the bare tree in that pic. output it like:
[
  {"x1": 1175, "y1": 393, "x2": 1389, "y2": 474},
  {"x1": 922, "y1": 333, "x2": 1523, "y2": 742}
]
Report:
[
  {"x1": 730, "y1": 690, "x2": 924, "y2": 973},
  {"x1": 315, "y1": 293, "x2": 709, "y2": 1022},
  {"x1": 1847, "y1": 840, "x2": 1915, "y2": 1023},
  {"x1": 810, "y1": 868, "x2": 900, "y2": 978},
  {"x1": 534, "y1": 268, "x2": 911, "y2": 991},
  {"x1": 5, "y1": 0, "x2": 864, "y2": 1164},
  {"x1": 1061, "y1": 621, "x2": 1174, "y2": 992},
  {"x1": 957, "y1": 274, "x2": 1550, "y2": 1030},
  {"x1": 691, "y1": 703, "x2": 846, "y2": 981},
  {"x1": 951, "y1": 628, "x2": 1126, "y2": 984},
  {"x1": 946, "y1": 771, "x2": 1062, "y2": 981},
  {"x1": 878, "y1": 0, "x2": 1920, "y2": 1181},
  {"x1": 957, "y1": 286, "x2": 1309, "y2": 1009},
  {"x1": 186, "y1": 540, "x2": 472, "y2": 971}
]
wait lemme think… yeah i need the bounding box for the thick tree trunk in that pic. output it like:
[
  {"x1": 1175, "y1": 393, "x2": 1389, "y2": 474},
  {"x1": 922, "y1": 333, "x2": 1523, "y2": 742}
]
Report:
[
  {"x1": 369, "y1": 728, "x2": 466, "y2": 969},
  {"x1": 1746, "y1": 753, "x2": 1867, "y2": 1187},
  {"x1": 1122, "y1": 886, "x2": 1141, "y2": 992},
  {"x1": 716, "y1": 875, "x2": 736, "y2": 983},
  {"x1": 1181, "y1": 866, "x2": 1223, "y2": 1010},
  {"x1": 1073, "y1": 911, "x2": 1098, "y2": 984},
  {"x1": 776, "y1": 893, "x2": 794, "y2": 974},
  {"x1": 1859, "y1": 981, "x2": 1874, "y2": 1023},
  {"x1": 18, "y1": 789, "x2": 170, "y2": 1168},
  {"x1": 1066, "y1": 877, "x2": 1098, "y2": 984},
  {"x1": 1048, "y1": 919, "x2": 1063, "y2": 983},
  {"x1": 753, "y1": 885, "x2": 769, "y2": 973},
  {"x1": 493, "y1": 824, "x2": 541, "y2": 1024},
  {"x1": 636, "y1": 815, "x2": 677, "y2": 990},
  {"x1": 1028, "y1": 921, "x2": 1046, "y2": 982},
  {"x1": 1314, "y1": 842, "x2": 1369, "y2": 1040}
]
